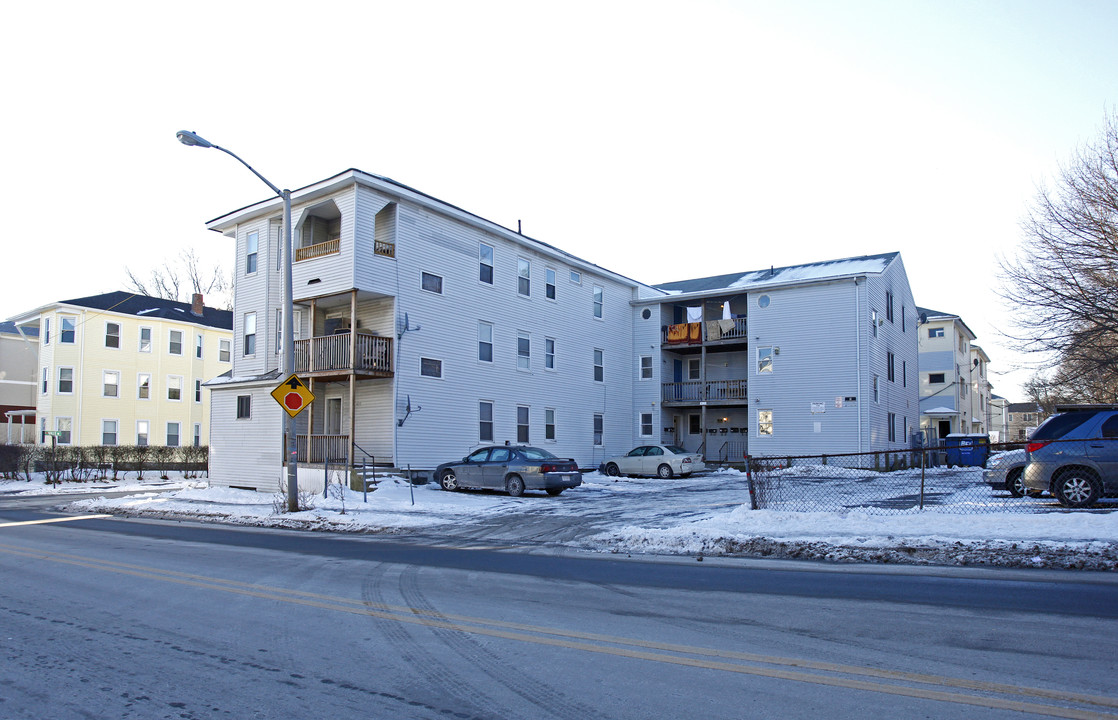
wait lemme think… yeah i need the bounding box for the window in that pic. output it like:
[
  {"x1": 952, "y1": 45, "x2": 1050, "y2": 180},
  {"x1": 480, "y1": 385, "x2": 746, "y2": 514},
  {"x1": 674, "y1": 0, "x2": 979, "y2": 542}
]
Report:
[
  {"x1": 593, "y1": 349, "x2": 604, "y2": 382},
  {"x1": 105, "y1": 322, "x2": 120, "y2": 349},
  {"x1": 758, "y1": 410, "x2": 773, "y2": 436},
  {"x1": 169, "y1": 330, "x2": 183, "y2": 355},
  {"x1": 885, "y1": 291, "x2": 894, "y2": 322},
  {"x1": 757, "y1": 347, "x2": 773, "y2": 373},
  {"x1": 689, "y1": 414, "x2": 701, "y2": 435},
  {"x1": 928, "y1": 372, "x2": 945, "y2": 384},
  {"x1": 276, "y1": 309, "x2": 282, "y2": 354},
  {"x1": 246, "y1": 231, "x2": 258, "y2": 274},
  {"x1": 39, "y1": 418, "x2": 46, "y2": 443},
  {"x1": 103, "y1": 371, "x2": 119, "y2": 398},
  {"x1": 517, "y1": 405, "x2": 530, "y2": 443},
  {"x1": 167, "y1": 375, "x2": 182, "y2": 401},
  {"x1": 902, "y1": 360, "x2": 907, "y2": 387},
  {"x1": 194, "y1": 379, "x2": 202, "y2": 403},
  {"x1": 640, "y1": 355, "x2": 653, "y2": 380},
  {"x1": 640, "y1": 412, "x2": 653, "y2": 437},
  {"x1": 479, "y1": 401, "x2": 493, "y2": 442},
  {"x1": 593, "y1": 286, "x2": 603, "y2": 319},
  {"x1": 196, "y1": 334, "x2": 203, "y2": 359},
  {"x1": 420, "y1": 357, "x2": 443, "y2": 378},
  {"x1": 888, "y1": 412, "x2": 896, "y2": 442},
  {"x1": 43, "y1": 318, "x2": 50, "y2": 345},
  {"x1": 136, "y1": 420, "x2": 149, "y2": 446},
  {"x1": 570, "y1": 270, "x2": 581, "y2": 285},
  {"x1": 61, "y1": 316, "x2": 75, "y2": 343},
  {"x1": 57, "y1": 367, "x2": 73, "y2": 394},
  {"x1": 219, "y1": 338, "x2": 231, "y2": 362},
  {"x1": 55, "y1": 417, "x2": 72, "y2": 445},
  {"x1": 518, "y1": 258, "x2": 531, "y2": 296},
  {"x1": 167, "y1": 422, "x2": 180, "y2": 448},
  {"x1": 421, "y1": 272, "x2": 443, "y2": 294},
  {"x1": 593, "y1": 413, "x2": 603, "y2": 446},
  {"x1": 102, "y1": 420, "x2": 118, "y2": 446},
  {"x1": 545, "y1": 408, "x2": 556, "y2": 441},
  {"x1": 902, "y1": 305, "x2": 906, "y2": 332},
  {"x1": 236, "y1": 395, "x2": 251, "y2": 419},
  {"x1": 688, "y1": 359, "x2": 700, "y2": 381},
  {"x1": 517, "y1": 332, "x2": 530, "y2": 370},
  {"x1": 479, "y1": 243, "x2": 494, "y2": 284},
  {"x1": 871, "y1": 309, "x2": 877, "y2": 337},
  {"x1": 140, "y1": 327, "x2": 152, "y2": 352},
  {"x1": 138, "y1": 373, "x2": 151, "y2": 399},
  {"x1": 873, "y1": 375, "x2": 879, "y2": 403},
  {"x1": 193, "y1": 423, "x2": 202, "y2": 447},
  {"x1": 545, "y1": 338, "x2": 555, "y2": 370},
  {"x1": 244, "y1": 313, "x2": 257, "y2": 356},
  {"x1": 960, "y1": 381, "x2": 968, "y2": 399},
  {"x1": 928, "y1": 327, "x2": 944, "y2": 338},
  {"x1": 478, "y1": 321, "x2": 493, "y2": 362},
  {"x1": 41, "y1": 367, "x2": 48, "y2": 394},
  {"x1": 887, "y1": 351, "x2": 895, "y2": 382},
  {"x1": 546, "y1": 269, "x2": 556, "y2": 300}
]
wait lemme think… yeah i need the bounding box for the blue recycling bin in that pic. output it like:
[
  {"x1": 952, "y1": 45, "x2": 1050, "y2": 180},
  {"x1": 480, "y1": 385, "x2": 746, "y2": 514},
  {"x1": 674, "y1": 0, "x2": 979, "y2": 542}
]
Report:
[{"x1": 943, "y1": 433, "x2": 990, "y2": 468}]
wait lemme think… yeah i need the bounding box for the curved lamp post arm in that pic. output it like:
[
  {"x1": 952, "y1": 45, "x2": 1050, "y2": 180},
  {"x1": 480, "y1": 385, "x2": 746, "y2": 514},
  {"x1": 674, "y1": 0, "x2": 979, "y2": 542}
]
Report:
[{"x1": 176, "y1": 130, "x2": 283, "y2": 198}]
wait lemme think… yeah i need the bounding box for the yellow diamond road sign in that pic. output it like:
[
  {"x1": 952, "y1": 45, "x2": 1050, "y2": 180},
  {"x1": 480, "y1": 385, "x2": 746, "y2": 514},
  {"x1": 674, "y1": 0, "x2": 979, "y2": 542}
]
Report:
[{"x1": 271, "y1": 373, "x2": 315, "y2": 418}]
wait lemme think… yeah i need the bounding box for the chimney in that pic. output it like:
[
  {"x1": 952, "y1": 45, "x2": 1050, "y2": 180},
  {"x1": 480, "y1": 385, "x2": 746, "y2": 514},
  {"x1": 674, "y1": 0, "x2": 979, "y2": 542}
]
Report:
[{"x1": 191, "y1": 293, "x2": 204, "y2": 317}]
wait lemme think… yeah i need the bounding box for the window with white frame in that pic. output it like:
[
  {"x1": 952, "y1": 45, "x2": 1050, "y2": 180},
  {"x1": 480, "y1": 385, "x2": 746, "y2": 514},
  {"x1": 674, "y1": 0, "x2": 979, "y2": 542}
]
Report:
[
  {"x1": 421, "y1": 272, "x2": 443, "y2": 294},
  {"x1": 546, "y1": 269, "x2": 556, "y2": 300},
  {"x1": 138, "y1": 373, "x2": 151, "y2": 399},
  {"x1": 219, "y1": 338, "x2": 231, "y2": 362},
  {"x1": 194, "y1": 379, "x2": 202, "y2": 403},
  {"x1": 545, "y1": 338, "x2": 555, "y2": 370},
  {"x1": 593, "y1": 286, "x2": 603, "y2": 319},
  {"x1": 479, "y1": 243, "x2": 494, "y2": 284},
  {"x1": 928, "y1": 327, "x2": 944, "y2": 338},
  {"x1": 873, "y1": 375, "x2": 879, "y2": 403},
  {"x1": 246, "y1": 231, "x2": 258, "y2": 274},
  {"x1": 640, "y1": 412, "x2": 653, "y2": 437},
  {"x1": 640, "y1": 356, "x2": 653, "y2": 380},
  {"x1": 758, "y1": 409, "x2": 773, "y2": 436},
  {"x1": 688, "y1": 359, "x2": 700, "y2": 381},
  {"x1": 105, "y1": 322, "x2": 120, "y2": 349},
  {"x1": 593, "y1": 413, "x2": 603, "y2": 446},
  {"x1": 236, "y1": 395, "x2": 251, "y2": 419},
  {"x1": 517, "y1": 332, "x2": 530, "y2": 370},
  {"x1": 871, "y1": 309, "x2": 878, "y2": 337},
  {"x1": 517, "y1": 258, "x2": 531, "y2": 296},
  {"x1": 902, "y1": 361, "x2": 907, "y2": 387},
  {"x1": 902, "y1": 305, "x2": 906, "y2": 332},
  {"x1": 593, "y1": 349, "x2": 603, "y2": 381},
  {"x1": 888, "y1": 412, "x2": 896, "y2": 442},
  {"x1": 887, "y1": 351, "x2": 895, "y2": 382},
  {"x1": 928, "y1": 372, "x2": 945, "y2": 384},
  {"x1": 41, "y1": 367, "x2": 48, "y2": 394},
  {"x1": 545, "y1": 408, "x2": 556, "y2": 441},
  {"x1": 139, "y1": 326, "x2": 152, "y2": 352},
  {"x1": 517, "y1": 405, "x2": 530, "y2": 443},
  {"x1": 56, "y1": 417, "x2": 72, "y2": 445},
  {"x1": 136, "y1": 420, "x2": 149, "y2": 446},
  {"x1": 193, "y1": 423, "x2": 202, "y2": 447},
  {"x1": 243, "y1": 313, "x2": 256, "y2": 356},
  {"x1": 103, "y1": 370, "x2": 119, "y2": 398},
  {"x1": 102, "y1": 420, "x2": 118, "y2": 446},
  {"x1": 570, "y1": 270, "x2": 581, "y2": 284},
  {"x1": 689, "y1": 414, "x2": 701, "y2": 435},
  {"x1": 167, "y1": 422, "x2": 180, "y2": 448},
  {"x1": 420, "y1": 357, "x2": 443, "y2": 378},
  {"x1": 757, "y1": 347, "x2": 773, "y2": 373},
  {"x1": 478, "y1": 321, "x2": 493, "y2": 362},
  {"x1": 43, "y1": 317, "x2": 50, "y2": 345},
  {"x1": 57, "y1": 367, "x2": 73, "y2": 394},
  {"x1": 61, "y1": 316, "x2": 75, "y2": 343},
  {"x1": 167, "y1": 375, "x2": 182, "y2": 401},
  {"x1": 169, "y1": 329, "x2": 183, "y2": 356},
  {"x1": 886, "y1": 291, "x2": 894, "y2": 322},
  {"x1": 479, "y1": 401, "x2": 493, "y2": 442},
  {"x1": 195, "y1": 334, "x2": 203, "y2": 359}
]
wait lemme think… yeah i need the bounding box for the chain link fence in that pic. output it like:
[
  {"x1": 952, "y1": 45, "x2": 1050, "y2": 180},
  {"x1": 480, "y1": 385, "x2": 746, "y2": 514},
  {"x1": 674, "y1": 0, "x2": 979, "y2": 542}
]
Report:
[{"x1": 741, "y1": 442, "x2": 1080, "y2": 515}]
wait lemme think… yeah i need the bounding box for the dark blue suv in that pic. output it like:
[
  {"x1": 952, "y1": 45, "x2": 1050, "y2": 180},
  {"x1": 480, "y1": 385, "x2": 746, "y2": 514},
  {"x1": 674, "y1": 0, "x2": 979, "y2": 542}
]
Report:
[{"x1": 1022, "y1": 405, "x2": 1118, "y2": 508}]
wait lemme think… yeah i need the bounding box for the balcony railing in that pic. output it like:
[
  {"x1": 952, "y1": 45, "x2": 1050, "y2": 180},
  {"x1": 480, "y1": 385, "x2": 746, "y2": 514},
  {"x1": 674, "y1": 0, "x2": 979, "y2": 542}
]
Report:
[
  {"x1": 297, "y1": 434, "x2": 349, "y2": 463},
  {"x1": 374, "y1": 239, "x2": 395, "y2": 258},
  {"x1": 295, "y1": 238, "x2": 340, "y2": 262},
  {"x1": 294, "y1": 333, "x2": 393, "y2": 375},
  {"x1": 662, "y1": 379, "x2": 748, "y2": 403},
  {"x1": 663, "y1": 317, "x2": 747, "y2": 344}
]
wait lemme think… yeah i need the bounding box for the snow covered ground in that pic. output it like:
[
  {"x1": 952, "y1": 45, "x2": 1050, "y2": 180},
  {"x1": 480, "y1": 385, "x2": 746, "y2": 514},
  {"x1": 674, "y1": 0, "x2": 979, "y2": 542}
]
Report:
[{"x1": 2, "y1": 466, "x2": 1116, "y2": 570}]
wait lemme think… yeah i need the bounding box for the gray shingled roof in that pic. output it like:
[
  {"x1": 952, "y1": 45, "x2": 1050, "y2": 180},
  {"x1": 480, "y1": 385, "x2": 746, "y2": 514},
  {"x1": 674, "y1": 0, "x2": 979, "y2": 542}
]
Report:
[
  {"x1": 0, "y1": 321, "x2": 38, "y2": 337},
  {"x1": 654, "y1": 252, "x2": 899, "y2": 294},
  {"x1": 58, "y1": 291, "x2": 232, "y2": 331}
]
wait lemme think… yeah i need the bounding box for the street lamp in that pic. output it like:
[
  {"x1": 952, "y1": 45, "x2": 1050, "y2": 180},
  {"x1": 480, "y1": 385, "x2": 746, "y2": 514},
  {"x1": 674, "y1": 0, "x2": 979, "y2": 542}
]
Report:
[{"x1": 177, "y1": 130, "x2": 299, "y2": 512}]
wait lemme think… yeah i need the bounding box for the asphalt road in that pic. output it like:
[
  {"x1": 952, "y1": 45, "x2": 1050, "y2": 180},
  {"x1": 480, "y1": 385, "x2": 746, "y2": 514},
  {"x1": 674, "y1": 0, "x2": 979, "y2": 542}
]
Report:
[{"x1": 2, "y1": 505, "x2": 1117, "y2": 719}]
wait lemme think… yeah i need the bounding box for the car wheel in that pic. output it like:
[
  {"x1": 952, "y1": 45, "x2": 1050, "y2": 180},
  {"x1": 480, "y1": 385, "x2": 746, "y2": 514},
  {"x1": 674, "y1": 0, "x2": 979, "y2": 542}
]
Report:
[
  {"x1": 1007, "y1": 469, "x2": 1026, "y2": 498},
  {"x1": 657, "y1": 464, "x2": 673, "y2": 479},
  {"x1": 506, "y1": 475, "x2": 525, "y2": 497},
  {"x1": 1053, "y1": 468, "x2": 1101, "y2": 508},
  {"x1": 439, "y1": 470, "x2": 458, "y2": 491},
  {"x1": 545, "y1": 488, "x2": 563, "y2": 496},
  {"x1": 605, "y1": 463, "x2": 620, "y2": 477}
]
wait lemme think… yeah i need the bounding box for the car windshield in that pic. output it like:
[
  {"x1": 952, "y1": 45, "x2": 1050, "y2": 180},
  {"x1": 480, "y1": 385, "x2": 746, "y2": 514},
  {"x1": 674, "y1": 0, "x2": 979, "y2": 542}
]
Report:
[
  {"x1": 664, "y1": 445, "x2": 688, "y2": 455},
  {"x1": 517, "y1": 447, "x2": 558, "y2": 460},
  {"x1": 1030, "y1": 412, "x2": 1095, "y2": 441}
]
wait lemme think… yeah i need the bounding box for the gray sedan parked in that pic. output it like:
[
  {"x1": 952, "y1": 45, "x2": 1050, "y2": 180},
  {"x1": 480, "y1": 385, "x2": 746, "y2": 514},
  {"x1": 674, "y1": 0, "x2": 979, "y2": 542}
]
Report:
[
  {"x1": 982, "y1": 449, "x2": 1038, "y2": 497},
  {"x1": 435, "y1": 445, "x2": 582, "y2": 497}
]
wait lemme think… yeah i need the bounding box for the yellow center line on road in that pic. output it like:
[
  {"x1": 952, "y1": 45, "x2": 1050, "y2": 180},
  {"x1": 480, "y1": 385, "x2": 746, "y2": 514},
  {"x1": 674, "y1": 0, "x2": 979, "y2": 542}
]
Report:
[
  {"x1": 1, "y1": 541, "x2": 1115, "y2": 719},
  {"x1": 0, "y1": 515, "x2": 112, "y2": 528}
]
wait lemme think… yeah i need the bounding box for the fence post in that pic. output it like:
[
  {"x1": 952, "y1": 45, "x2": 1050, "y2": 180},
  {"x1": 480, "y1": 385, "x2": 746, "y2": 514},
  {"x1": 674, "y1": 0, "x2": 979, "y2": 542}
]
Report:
[
  {"x1": 919, "y1": 449, "x2": 926, "y2": 510},
  {"x1": 745, "y1": 454, "x2": 758, "y2": 510},
  {"x1": 821, "y1": 454, "x2": 827, "y2": 466}
]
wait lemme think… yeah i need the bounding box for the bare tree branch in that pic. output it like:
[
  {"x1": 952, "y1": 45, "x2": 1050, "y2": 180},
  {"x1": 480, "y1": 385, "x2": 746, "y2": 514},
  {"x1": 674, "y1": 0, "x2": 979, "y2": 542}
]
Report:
[{"x1": 124, "y1": 250, "x2": 232, "y2": 310}]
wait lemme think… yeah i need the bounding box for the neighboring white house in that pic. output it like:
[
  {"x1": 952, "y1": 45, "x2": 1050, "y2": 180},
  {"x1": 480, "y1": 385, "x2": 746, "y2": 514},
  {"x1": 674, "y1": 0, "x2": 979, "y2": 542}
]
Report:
[
  {"x1": 201, "y1": 169, "x2": 921, "y2": 491},
  {"x1": 916, "y1": 306, "x2": 986, "y2": 441}
]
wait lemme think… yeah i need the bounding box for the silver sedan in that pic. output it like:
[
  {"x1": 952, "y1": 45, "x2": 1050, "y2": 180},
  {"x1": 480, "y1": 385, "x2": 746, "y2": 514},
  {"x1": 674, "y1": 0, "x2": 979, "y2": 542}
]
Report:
[{"x1": 602, "y1": 445, "x2": 705, "y2": 479}]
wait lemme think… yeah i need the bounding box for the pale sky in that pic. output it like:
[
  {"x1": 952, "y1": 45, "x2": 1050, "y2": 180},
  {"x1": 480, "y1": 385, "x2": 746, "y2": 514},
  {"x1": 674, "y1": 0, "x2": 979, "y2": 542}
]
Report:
[{"x1": 3, "y1": 0, "x2": 1116, "y2": 400}]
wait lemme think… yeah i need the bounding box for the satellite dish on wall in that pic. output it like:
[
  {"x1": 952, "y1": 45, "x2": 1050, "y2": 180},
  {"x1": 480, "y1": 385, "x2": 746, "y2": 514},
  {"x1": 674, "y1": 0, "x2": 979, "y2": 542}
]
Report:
[{"x1": 918, "y1": 312, "x2": 928, "y2": 325}]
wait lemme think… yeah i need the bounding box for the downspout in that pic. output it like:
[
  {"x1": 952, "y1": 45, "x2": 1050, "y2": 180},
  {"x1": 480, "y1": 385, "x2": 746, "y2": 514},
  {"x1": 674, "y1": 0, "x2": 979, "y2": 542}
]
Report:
[
  {"x1": 854, "y1": 278, "x2": 862, "y2": 454},
  {"x1": 76, "y1": 311, "x2": 85, "y2": 445}
]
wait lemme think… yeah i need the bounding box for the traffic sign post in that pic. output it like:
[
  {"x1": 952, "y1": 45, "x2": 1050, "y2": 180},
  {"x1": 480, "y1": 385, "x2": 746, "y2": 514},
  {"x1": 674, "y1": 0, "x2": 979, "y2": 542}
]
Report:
[{"x1": 271, "y1": 374, "x2": 315, "y2": 419}]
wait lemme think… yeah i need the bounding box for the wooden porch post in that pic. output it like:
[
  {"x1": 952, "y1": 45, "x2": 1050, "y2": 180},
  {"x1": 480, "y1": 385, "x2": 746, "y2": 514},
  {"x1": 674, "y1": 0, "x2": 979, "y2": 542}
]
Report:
[
  {"x1": 307, "y1": 378, "x2": 315, "y2": 438},
  {"x1": 348, "y1": 375, "x2": 356, "y2": 469},
  {"x1": 309, "y1": 298, "x2": 318, "y2": 372},
  {"x1": 349, "y1": 289, "x2": 357, "y2": 468}
]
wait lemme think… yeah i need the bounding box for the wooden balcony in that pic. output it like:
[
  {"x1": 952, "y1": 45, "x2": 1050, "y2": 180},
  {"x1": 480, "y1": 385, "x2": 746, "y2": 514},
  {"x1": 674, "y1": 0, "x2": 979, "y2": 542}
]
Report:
[
  {"x1": 296, "y1": 434, "x2": 349, "y2": 463},
  {"x1": 662, "y1": 379, "x2": 748, "y2": 405},
  {"x1": 295, "y1": 238, "x2": 340, "y2": 262},
  {"x1": 294, "y1": 333, "x2": 393, "y2": 380}
]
